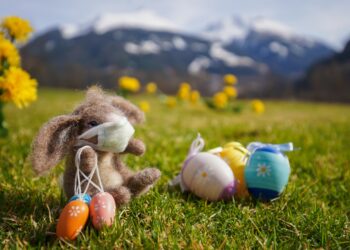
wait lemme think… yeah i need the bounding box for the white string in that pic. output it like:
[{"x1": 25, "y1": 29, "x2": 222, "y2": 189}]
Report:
[
  {"x1": 187, "y1": 133, "x2": 205, "y2": 158},
  {"x1": 73, "y1": 146, "x2": 105, "y2": 199}
]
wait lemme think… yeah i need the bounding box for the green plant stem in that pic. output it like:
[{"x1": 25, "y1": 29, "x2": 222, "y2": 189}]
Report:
[{"x1": 0, "y1": 101, "x2": 8, "y2": 138}]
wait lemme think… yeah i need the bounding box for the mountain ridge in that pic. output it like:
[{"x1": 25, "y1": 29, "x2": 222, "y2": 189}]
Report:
[{"x1": 21, "y1": 11, "x2": 335, "y2": 95}]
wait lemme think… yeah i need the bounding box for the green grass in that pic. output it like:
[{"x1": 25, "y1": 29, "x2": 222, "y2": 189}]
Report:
[{"x1": 0, "y1": 88, "x2": 349, "y2": 249}]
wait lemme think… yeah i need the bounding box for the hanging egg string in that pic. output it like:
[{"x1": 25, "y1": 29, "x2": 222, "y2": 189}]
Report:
[
  {"x1": 72, "y1": 146, "x2": 117, "y2": 230},
  {"x1": 74, "y1": 146, "x2": 104, "y2": 197},
  {"x1": 57, "y1": 146, "x2": 117, "y2": 240},
  {"x1": 57, "y1": 146, "x2": 103, "y2": 240}
]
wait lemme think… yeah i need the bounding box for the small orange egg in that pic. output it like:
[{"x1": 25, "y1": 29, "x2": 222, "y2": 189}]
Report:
[
  {"x1": 56, "y1": 200, "x2": 89, "y2": 240},
  {"x1": 90, "y1": 192, "x2": 116, "y2": 230}
]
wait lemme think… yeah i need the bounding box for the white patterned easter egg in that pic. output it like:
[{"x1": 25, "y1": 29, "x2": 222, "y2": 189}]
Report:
[{"x1": 181, "y1": 152, "x2": 236, "y2": 201}]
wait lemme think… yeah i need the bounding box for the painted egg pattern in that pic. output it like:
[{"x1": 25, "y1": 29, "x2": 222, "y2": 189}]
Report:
[
  {"x1": 181, "y1": 152, "x2": 236, "y2": 201},
  {"x1": 219, "y1": 142, "x2": 250, "y2": 198},
  {"x1": 89, "y1": 192, "x2": 116, "y2": 230},
  {"x1": 244, "y1": 146, "x2": 291, "y2": 201},
  {"x1": 56, "y1": 200, "x2": 89, "y2": 240}
]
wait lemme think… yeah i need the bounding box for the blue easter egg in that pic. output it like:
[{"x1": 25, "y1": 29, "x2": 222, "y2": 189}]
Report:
[
  {"x1": 69, "y1": 193, "x2": 92, "y2": 205},
  {"x1": 244, "y1": 146, "x2": 290, "y2": 201}
]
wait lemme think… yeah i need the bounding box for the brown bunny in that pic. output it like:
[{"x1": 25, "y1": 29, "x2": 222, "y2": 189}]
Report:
[{"x1": 31, "y1": 86, "x2": 161, "y2": 206}]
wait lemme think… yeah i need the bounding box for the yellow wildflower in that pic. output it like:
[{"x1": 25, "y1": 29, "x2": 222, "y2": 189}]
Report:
[
  {"x1": 190, "y1": 90, "x2": 201, "y2": 104},
  {"x1": 0, "y1": 38, "x2": 20, "y2": 71},
  {"x1": 179, "y1": 82, "x2": 191, "y2": 91},
  {"x1": 1, "y1": 16, "x2": 33, "y2": 42},
  {"x1": 177, "y1": 82, "x2": 191, "y2": 101},
  {"x1": 223, "y1": 86, "x2": 237, "y2": 98},
  {"x1": 213, "y1": 92, "x2": 228, "y2": 109},
  {"x1": 146, "y1": 82, "x2": 157, "y2": 94},
  {"x1": 251, "y1": 99, "x2": 265, "y2": 114},
  {"x1": 138, "y1": 101, "x2": 150, "y2": 113},
  {"x1": 118, "y1": 76, "x2": 140, "y2": 92},
  {"x1": 224, "y1": 74, "x2": 237, "y2": 85},
  {"x1": 0, "y1": 67, "x2": 37, "y2": 108},
  {"x1": 166, "y1": 96, "x2": 177, "y2": 108}
]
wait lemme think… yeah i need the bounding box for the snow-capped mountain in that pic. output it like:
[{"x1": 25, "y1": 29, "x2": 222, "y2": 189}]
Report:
[
  {"x1": 202, "y1": 17, "x2": 333, "y2": 76},
  {"x1": 60, "y1": 10, "x2": 181, "y2": 39},
  {"x1": 21, "y1": 11, "x2": 334, "y2": 93},
  {"x1": 202, "y1": 16, "x2": 248, "y2": 43}
]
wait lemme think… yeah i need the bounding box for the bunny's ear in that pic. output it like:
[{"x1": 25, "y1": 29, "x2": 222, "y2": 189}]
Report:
[
  {"x1": 110, "y1": 96, "x2": 145, "y2": 124},
  {"x1": 31, "y1": 115, "x2": 81, "y2": 175}
]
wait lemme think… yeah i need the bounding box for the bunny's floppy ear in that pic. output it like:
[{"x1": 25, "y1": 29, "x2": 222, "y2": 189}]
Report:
[
  {"x1": 110, "y1": 96, "x2": 145, "y2": 124},
  {"x1": 31, "y1": 115, "x2": 80, "y2": 175}
]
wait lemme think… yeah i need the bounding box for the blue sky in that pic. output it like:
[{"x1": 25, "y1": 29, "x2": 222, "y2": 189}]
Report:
[{"x1": 1, "y1": 0, "x2": 349, "y2": 49}]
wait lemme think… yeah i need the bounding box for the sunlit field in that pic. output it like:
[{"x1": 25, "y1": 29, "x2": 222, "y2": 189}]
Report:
[{"x1": 0, "y1": 88, "x2": 349, "y2": 248}]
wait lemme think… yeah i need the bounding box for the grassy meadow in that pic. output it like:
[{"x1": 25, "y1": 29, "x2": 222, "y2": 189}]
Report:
[{"x1": 0, "y1": 88, "x2": 349, "y2": 249}]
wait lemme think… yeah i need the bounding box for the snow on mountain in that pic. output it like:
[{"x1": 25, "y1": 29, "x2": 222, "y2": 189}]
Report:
[
  {"x1": 188, "y1": 56, "x2": 211, "y2": 75},
  {"x1": 269, "y1": 42, "x2": 289, "y2": 57},
  {"x1": 92, "y1": 10, "x2": 180, "y2": 34},
  {"x1": 124, "y1": 40, "x2": 161, "y2": 55},
  {"x1": 210, "y1": 43, "x2": 256, "y2": 67},
  {"x1": 201, "y1": 16, "x2": 318, "y2": 45},
  {"x1": 250, "y1": 17, "x2": 295, "y2": 39},
  {"x1": 59, "y1": 10, "x2": 181, "y2": 39},
  {"x1": 59, "y1": 24, "x2": 81, "y2": 39},
  {"x1": 172, "y1": 36, "x2": 187, "y2": 50},
  {"x1": 202, "y1": 16, "x2": 248, "y2": 43}
]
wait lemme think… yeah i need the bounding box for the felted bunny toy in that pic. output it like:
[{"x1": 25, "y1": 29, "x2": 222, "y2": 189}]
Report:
[{"x1": 31, "y1": 86, "x2": 161, "y2": 206}]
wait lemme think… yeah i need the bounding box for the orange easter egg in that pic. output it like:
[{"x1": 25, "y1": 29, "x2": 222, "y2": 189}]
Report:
[
  {"x1": 90, "y1": 192, "x2": 116, "y2": 230},
  {"x1": 56, "y1": 200, "x2": 89, "y2": 240}
]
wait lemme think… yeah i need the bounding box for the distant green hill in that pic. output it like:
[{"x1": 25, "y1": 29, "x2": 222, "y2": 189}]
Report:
[{"x1": 297, "y1": 40, "x2": 350, "y2": 102}]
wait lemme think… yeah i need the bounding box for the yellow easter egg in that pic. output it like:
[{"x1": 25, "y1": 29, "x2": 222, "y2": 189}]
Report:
[{"x1": 220, "y1": 142, "x2": 250, "y2": 198}]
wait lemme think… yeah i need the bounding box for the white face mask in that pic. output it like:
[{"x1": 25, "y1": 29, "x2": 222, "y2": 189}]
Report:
[{"x1": 76, "y1": 116, "x2": 135, "y2": 153}]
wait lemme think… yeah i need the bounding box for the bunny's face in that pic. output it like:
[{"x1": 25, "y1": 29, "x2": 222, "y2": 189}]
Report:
[
  {"x1": 74, "y1": 103, "x2": 126, "y2": 136},
  {"x1": 31, "y1": 86, "x2": 145, "y2": 175}
]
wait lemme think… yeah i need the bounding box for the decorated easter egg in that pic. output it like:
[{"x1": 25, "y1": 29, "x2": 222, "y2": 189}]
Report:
[
  {"x1": 181, "y1": 152, "x2": 236, "y2": 201},
  {"x1": 69, "y1": 194, "x2": 92, "y2": 205},
  {"x1": 219, "y1": 142, "x2": 250, "y2": 198},
  {"x1": 89, "y1": 192, "x2": 116, "y2": 230},
  {"x1": 56, "y1": 200, "x2": 89, "y2": 240},
  {"x1": 244, "y1": 146, "x2": 290, "y2": 201}
]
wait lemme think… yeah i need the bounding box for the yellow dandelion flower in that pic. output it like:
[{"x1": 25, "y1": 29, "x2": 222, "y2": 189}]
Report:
[
  {"x1": 224, "y1": 74, "x2": 237, "y2": 85},
  {"x1": 0, "y1": 38, "x2": 20, "y2": 71},
  {"x1": 138, "y1": 101, "x2": 150, "y2": 113},
  {"x1": 146, "y1": 82, "x2": 157, "y2": 94},
  {"x1": 251, "y1": 99, "x2": 265, "y2": 114},
  {"x1": 118, "y1": 76, "x2": 140, "y2": 92},
  {"x1": 213, "y1": 92, "x2": 228, "y2": 109},
  {"x1": 177, "y1": 82, "x2": 191, "y2": 101},
  {"x1": 190, "y1": 90, "x2": 201, "y2": 104},
  {"x1": 179, "y1": 82, "x2": 191, "y2": 91},
  {"x1": 166, "y1": 96, "x2": 177, "y2": 108},
  {"x1": 223, "y1": 86, "x2": 237, "y2": 98},
  {"x1": 0, "y1": 32, "x2": 5, "y2": 40},
  {"x1": 1, "y1": 16, "x2": 33, "y2": 42},
  {"x1": 178, "y1": 88, "x2": 190, "y2": 100},
  {"x1": 0, "y1": 67, "x2": 37, "y2": 108}
]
